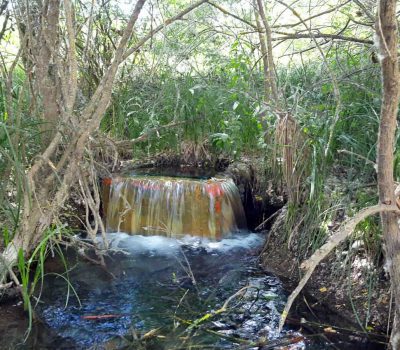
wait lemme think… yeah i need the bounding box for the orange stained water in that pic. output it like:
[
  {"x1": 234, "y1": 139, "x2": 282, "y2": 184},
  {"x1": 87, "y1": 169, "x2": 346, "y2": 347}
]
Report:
[{"x1": 103, "y1": 176, "x2": 247, "y2": 239}]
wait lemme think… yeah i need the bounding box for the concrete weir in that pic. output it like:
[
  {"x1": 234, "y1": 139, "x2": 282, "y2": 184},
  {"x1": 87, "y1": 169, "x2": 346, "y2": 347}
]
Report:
[{"x1": 102, "y1": 175, "x2": 247, "y2": 239}]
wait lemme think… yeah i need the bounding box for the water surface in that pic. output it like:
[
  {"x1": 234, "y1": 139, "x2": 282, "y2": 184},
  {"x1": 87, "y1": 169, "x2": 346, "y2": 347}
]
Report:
[{"x1": 37, "y1": 232, "x2": 304, "y2": 349}]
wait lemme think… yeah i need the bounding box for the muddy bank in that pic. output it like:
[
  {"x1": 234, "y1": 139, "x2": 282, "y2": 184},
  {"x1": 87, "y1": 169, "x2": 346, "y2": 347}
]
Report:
[
  {"x1": 260, "y1": 206, "x2": 392, "y2": 340},
  {"x1": 62, "y1": 153, "x2": 392, "y2": 342}
]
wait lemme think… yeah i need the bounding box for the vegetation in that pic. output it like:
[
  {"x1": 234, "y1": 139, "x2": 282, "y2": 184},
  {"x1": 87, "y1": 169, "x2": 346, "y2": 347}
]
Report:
[{"x1": 0, "y1": 0, "x2": 400, "y2": 348}]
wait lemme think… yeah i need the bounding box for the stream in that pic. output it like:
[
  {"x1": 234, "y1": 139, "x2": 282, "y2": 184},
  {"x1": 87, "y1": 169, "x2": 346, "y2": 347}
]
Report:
[
  {"x1": 0, "y1": 231, "x2": 386, "y2": 349},
  {"x1": 39, "y1": 232, "x2": 300, "y2": 349}
]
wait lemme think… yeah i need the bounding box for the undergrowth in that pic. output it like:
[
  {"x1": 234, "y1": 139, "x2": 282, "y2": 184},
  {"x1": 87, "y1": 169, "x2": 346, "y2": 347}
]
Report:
[{"x1": 0, "y1": 37, "x2": 395, "y2": 335}]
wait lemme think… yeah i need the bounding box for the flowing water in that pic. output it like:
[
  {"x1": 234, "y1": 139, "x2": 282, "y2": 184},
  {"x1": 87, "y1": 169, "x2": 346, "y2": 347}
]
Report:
[
  {"x1": 0, "y1": 174, "x2": 387, "y2": 349},
  {"x1": 104, "y1": 175, "x2": 247, "y2": 239},
  {"x1": 1, "y1": 232, "x2": 384, "y2": 349},
  {"x1": 33, "y1": 232, "x2": 307, "y2": 349}
]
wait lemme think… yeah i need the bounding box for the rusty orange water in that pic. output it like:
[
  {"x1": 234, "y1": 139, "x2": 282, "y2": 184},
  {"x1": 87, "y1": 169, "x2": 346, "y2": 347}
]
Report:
[{"x1": 103, "y1": 176, "x2": 246, "y2": 239}]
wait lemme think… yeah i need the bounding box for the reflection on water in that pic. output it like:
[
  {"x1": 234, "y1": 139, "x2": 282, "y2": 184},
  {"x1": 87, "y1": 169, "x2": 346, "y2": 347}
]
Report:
[
  {"x1": 1, "y1": 232, "x2": 385, "y2": 349},
  {"x1": 36, "y1": 232, "x2": 304, "y2": 349}
]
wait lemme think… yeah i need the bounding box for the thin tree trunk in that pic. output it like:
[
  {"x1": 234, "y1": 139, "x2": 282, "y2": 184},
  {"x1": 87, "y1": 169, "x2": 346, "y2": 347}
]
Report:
[
  {"x1": 255, "y1": 0, "x2": 279, "y2": 105},
  {"x1": 0, "y1": 0, "x2": 209, "y2": 284},
  {"x1": 254, "y1": 9, "x2": 270, "y2": 102},
  {"x1": 32, "y1": 0, "x2": 62, "y2": 143},
  {"x1": 375, "y1": 0, "x2": 400, "y2": 348}
]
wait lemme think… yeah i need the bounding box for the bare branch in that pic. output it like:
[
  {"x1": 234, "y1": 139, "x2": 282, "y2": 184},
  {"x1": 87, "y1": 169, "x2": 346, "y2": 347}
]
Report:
[
  {"x1": 114, "y1": 121, "x2": 186, "y2": 150},
  {"x1": 278, "y1": 204, "x2": 400, "y2": 332},
  {"x1": 123, "y1": 0, "x2": 208, "y2": 61},
  {"x1": 272, "y1": 32, "x2": 373, "y2": 45},
  {"x1": 206, "y1": 1, "x2": 257, "y2": 30},
  {"x1": 273, "y1": 0, "x2": 352, "y2": 28}
]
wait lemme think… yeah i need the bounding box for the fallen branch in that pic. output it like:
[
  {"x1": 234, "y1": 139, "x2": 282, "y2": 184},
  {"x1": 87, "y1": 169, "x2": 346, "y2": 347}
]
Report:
[
  {"x1": 255, "y1": 208, "x2": 283, "y2": 231},
  {"x1": 187, "y1": 286, "x2": 256, "y2": 330},
  {"x1": 278, "y1": 204, "x2": 400, "y2": 332},
  {"x1": 337, "y1": 149, "x2": 376, "y2": 167},
  {"x1": 82, "y1": 314, "x2": 124, "y2": 320},
  {"x1": 114, "y1": 121, "x2": 186, "y2": 149}
]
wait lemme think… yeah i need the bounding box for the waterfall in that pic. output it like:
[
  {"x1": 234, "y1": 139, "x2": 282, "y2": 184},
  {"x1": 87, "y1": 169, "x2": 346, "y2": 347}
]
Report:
[{"x1": 103, "y1": 175, "x2": 247, "y2": 239}]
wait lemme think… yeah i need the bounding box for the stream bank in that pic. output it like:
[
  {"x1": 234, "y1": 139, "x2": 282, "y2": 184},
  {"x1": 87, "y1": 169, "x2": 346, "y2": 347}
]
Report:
[
  {"x1": 260, "y1": 209, "x2": 391, "y2": 344},
  {"x1": 0, "y1": 157, "x2": 391, "y2": 349},
  {"x1": 228, "y1": 157, "x2": 391, "y2": 346},
  {"x1": 113, "y1": 156, "x2": 392, "y2": 346},
  {"x1": 253, "y1": 181, "x2": 391, "y2": 347}
]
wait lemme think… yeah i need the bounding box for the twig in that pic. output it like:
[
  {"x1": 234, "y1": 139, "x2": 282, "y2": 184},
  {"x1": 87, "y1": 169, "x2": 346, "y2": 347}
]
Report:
[
  {"x1": 255, "y1": 208, "x2": 283, "y2": 231},
  {"x1": 337, "y1": 149, "x2": 376, "y2": 167}
]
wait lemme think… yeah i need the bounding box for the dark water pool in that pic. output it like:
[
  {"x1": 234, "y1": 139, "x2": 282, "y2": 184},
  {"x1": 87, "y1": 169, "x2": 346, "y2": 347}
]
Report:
[{"x1": 0, "y1": 232, "x2": 387, "y2": 349}]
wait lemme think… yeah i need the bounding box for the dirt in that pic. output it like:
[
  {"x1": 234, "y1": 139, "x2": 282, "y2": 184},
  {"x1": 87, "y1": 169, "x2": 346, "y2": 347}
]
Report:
[{"x1": 260, "y1": 207, "x2": 392, "y2": 339}]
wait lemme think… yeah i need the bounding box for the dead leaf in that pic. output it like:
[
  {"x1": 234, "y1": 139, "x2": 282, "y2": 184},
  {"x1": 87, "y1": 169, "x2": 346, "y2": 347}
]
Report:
[{"x1": 324, "y1": 327, "x2": 337, "y2": 333}]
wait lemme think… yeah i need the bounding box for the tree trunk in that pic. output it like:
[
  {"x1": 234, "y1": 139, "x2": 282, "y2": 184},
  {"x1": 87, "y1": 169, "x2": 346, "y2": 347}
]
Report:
[
  {"x1": 20, "y1": 0, "x2": 62, "y2": 144},
  {"x1": 254, "y1": 8, "x2": 271, "y2": 103},
  {"x1": 0, "y1": 0, "x2": 210, "y2": 284},
  {"x1": 255, "y1": 0, "x2": 279, "y2": 105},
  {"x1": 375, "y1": 0, "x2": 400, "y2": 348}
]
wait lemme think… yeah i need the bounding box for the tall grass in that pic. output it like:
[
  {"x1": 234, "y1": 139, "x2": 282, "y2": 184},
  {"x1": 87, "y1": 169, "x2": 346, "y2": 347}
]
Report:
[
  {"x1": 101, "y1": 61, "x2": 264, "y2": 159},
  {"x1": 0, "y1": 69, "x2": 79, "y2": 338},
  {"x1": 273, "y1": 52, "x2": 383, "y2": 257}
]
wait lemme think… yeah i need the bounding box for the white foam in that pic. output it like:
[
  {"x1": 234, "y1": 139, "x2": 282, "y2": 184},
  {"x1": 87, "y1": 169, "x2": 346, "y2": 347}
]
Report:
[
  {"x1": 101, "y1": 232, "x2": 263, "y2": 256},
  {"x1": 203, "y1": 233, "x2": 263, "y2": 252},
  {"x1": 105, "y1": 232, "x2": 181, "y2": 255}
]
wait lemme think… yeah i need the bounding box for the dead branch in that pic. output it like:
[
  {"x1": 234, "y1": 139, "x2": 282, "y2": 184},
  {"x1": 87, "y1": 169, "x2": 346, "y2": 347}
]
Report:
[
  {"x1": 122, "y1": 0, "x2": 208, "y2": 61},
  {"x1": 255, "y1": 208, "x2": 283, "y2": 231},
  {"x1": 272, "y1": 32, "x2": 373, "y2": 45},
  {"x1": 272, "y1": 0, "x2": 352, "y2": 28},
  {"x1": 278, "y1": 204, "x2": 400, "y2": 332},
  {"x1": 337, "y1": 149, "x2": 376, "y2": 167},
  {"x1": 206, "y1": 1, "x2": 257, "y2": 30},
  {"x1": 113, "y1": 121, "x2": 186, "y2": 150}
]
